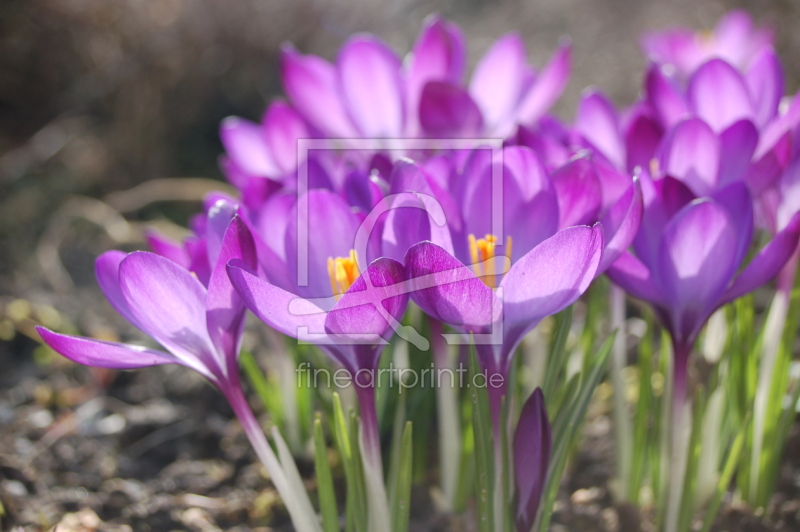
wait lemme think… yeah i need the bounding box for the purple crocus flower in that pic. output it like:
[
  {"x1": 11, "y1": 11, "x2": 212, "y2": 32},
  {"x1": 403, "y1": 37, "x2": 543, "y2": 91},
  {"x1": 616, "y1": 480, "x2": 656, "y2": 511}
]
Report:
[
  {"x1": 607, "y1": 179, "x2": 800, "y2": 404},
  {"x1": 280, "y1": 15, "x2": 570, "y2": 141},
  {"x1": 641, "y1": 10, "x2": 773, "y2": 78},
  {"x1": 513, "y1": 388, "x2": 552, "y2": 532},
  {"x1": 404, "y1": 224, "x2": 603, "y2": 419},
  {"x1": 36, "y1": 215, "x2": 323, "y2": 532}
]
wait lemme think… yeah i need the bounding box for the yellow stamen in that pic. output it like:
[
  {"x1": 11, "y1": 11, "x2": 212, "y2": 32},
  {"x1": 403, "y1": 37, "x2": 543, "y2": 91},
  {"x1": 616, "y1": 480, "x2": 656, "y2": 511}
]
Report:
[
  {"x1": 649, "y1": 157, "x2": 660, "y2": 177},
  {"x1": 468, "y1": 234, "x2": 512, "y2": 289},
  {"x1": 327, "y1": 249, "x2": 361, "y2": 299}
]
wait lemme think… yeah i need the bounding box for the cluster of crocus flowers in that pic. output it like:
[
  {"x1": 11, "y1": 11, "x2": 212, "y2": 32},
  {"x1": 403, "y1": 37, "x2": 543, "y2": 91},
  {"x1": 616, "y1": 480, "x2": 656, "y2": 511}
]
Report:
[{"x1": 35, "y1": 10, "x2": 800, "y2": 532}]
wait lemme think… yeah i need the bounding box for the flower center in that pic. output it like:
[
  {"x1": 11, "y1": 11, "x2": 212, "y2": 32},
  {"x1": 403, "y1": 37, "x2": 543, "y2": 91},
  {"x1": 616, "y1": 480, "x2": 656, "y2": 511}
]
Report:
[
  {"x1": 468, "y1": 234, "x2": 512, "y2": 289},
  {"x1": 328, "y1": 249, "x2": 360, "y2": 299}
]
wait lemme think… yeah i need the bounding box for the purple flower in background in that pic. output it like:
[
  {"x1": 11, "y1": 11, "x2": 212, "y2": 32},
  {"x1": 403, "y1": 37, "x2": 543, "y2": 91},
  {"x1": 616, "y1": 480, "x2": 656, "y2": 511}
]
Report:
[
  {"x1": 607, "y1": 180, "x2": 800, "y2": 403},
  {"x1": 641, "y1": 10, "x2": 773, "y2": 77},
  {"x1": 280, "y1": 15, "x2": 570, "y2": 141},
  {"x1": 513, "y1": 388, "x2": 552, "y2": 532}
]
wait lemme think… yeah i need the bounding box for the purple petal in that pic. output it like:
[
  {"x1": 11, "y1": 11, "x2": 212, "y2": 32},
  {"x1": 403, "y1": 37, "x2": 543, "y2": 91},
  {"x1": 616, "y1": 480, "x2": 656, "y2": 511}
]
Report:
[
  {"x1": 722, "y1": 212, "x2": 800, "y2": 304},
  {"x1": 419, "y1": 81, "x2": 483, "y2": 138},
  {"x1": 206, "y1": 198, "x2": 238, "y2": 269},
  {"x1": 575, "y1": 90, "x2": 624, "y2": 169},
  {"x1": 688, "y1": 59, "x2": 754, "y2": 132},
  {"x1": 96, "y1": 250, "x2": 141, "y2": 329},
  {"x1": 599, "y1": 179, "x2": 644, "y2": 273},
  {"x1": 119, "y1": 252, "x2": 220, "y2": 377},
  {"x1": 220, "y1": 117, "x2": 278, "y2": 177},
  {"x1": 640, "y1": 29, "x2": 700, "y2": 74},
  {"x1": 657, "y1": 118, "x2": 719, "y2": 196},
  {"x1": 606, "y1": 251, "x2": 663, "y2": 304},
  {"x1": 655, "y1": 199, "x2": 740, "y2": 344},
  {"x1": 712, "y1": 181, "x2": 754, "y2": 269},
  {"x1": 624, "y1": 110, "x2": 663, "y2": 174},
  {"x1": 633, "y1": 175, "x2": 697, "y2": 270},
  {"x1": 502, "y1": 146, "x2": 560, "y2": 259},
  {"x1": 37, "y1": 327, "x2": 182, "y2": 370},
  {"x1": 513, "y1": 388, "x2": 552, "y2": 532},
  {"x1": 500, "y1": 225, "x2": 603, "y2": 353},
  {"x1": 227, "y1": 260, "x2": 329, "y2": 339},
  {"x1": 185, "y1": 236, "x2": 211, "y2": 287},
  {"x1": 324, "y1": 257, "x2": 408, "y2": 342},
  {"x1": 404, "y1": 242, "x2": 500, "y2": 332},
  {"x1": 382, "y1": 192, "x2": 454, "y2": 263},
  {"x1": 714, "y1": 10, "x2": 774, "y2": 69},
  {"x1": 262, "y1": 100, "x2": 309, "y2": 175},
  {"x1": 405, "y1": 15, "x2": 466, "y2": 133},
  {"x1": 517, "y1": 42, "x2": 571, "y2": 125},
  {"x1": 206, "y1": 217, "x2": 257, "y2": 372},
  {"x1": 145, "y1": 230, "x2": 191, "y2": 270},
  {"x1": 284, "y1": 190, "x2": 362, "y2": 298},
  {"x1": 645, "y1": 64, "x2": 688, "y2": 128},
  {"x1": 469, "y1": 33, "x2": 527, "y2": 134},
  {"x1": 745, "y1": 47, "x2": 784, "y2": 129},
  {"x1": 551, "y1": 156, "x2": 602, "y2": 228},
  {"x1": 337, "y1": 36, "x2": 404, "y2": 137},
  {"x1": 717, "y1": 120, "x2": 758, "y2": 187},
  {"x1": 280, "y1": 44, "x2": 356, "y2": 137},
  {"x1": 747, "y1": 130, "x2": 792, "y2": 196}
]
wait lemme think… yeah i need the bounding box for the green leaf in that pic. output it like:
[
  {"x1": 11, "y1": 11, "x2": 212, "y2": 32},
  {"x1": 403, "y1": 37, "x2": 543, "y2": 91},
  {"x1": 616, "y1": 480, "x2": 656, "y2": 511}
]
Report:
[
  {"x1": 536, "y1": 332, "x2": 614, "y2": 532},
  {"x1": 391, "y1": 421, "x2": 414, "y2": 532},
  {"x1": 331, "y1": 393, "x2": 367, "y2": 532},
  {"x1": 543, "y1": 306, "x2": 573, "y2": 401},
  {"x1": 469, "y1": 343, "x2": 495, "y2": 532},
  {"x1": 314, "y1": 416, "x2": 340, "y2": 532},
  {"x1": 700, "y1": 415, "x2": 750, "y2": 532},
  {"x1": 240, "y1": 350, "x2": 283, "y2": 427}
]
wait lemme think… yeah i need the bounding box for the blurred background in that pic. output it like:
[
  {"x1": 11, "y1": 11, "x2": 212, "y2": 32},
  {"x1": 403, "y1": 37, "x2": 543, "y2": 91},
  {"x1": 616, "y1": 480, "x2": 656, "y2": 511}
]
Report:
[{"x1": 1, "y1": 0, "x2": 799, "y2": 529}]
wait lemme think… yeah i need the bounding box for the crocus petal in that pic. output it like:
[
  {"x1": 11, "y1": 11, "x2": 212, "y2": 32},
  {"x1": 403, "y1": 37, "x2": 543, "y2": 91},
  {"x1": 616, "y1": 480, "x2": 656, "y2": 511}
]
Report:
[
  {"x1": 220, "y1": 117, "x2": 279, "y2": 177},
  {"x1": 712, "y1": 182, "x2": 754, "y2": 268},
  {"x1": 640, "y1": 29, "x2": 698, "y2": 74},
  {"x1": 599, "y1": 179, "x2": 643, "y2": 273},
  {"x1": 513, "y1": 388, "x2": 552, "y2": 532},
  {"x1": 633, "y1": 175, "x2": 697, "y2": 270},
  {"x1": 405, "y1": 15, "x2": 466, "y2": 133},
  {"x1": 657, "y1": 118, "x2": 719, "y2": 196},
  {"x1": 96, "y1": 250, "x2": 140, "y2": 328},
  {"x1": 206, "y1": 198, "x2": 238, "y2": 269},
  {"x1": 745, "y1": 47, "x2": 783, "y2": 129},
  {"x1": 119, "y1": 252, "x2": 221, "y2": 377},
  {"x1": 502, "y1": 146, "x2": 560, "y2": 259},
  {"x1": 382, "y1": 192, "x2": 454, "y2": 263},
  {"x1": 262, "y1": 101, "x2": 309, "y2": 174},
  {"x1": 551, "y1": 156, "x2": 602, "y2": 228},
  {"x1": 575, "y1": 90, "x2": 624, "y2": 169},
  {"x1": 714, "y1": 10, "x2": 773, "y2": 68},
  {"x1": 645, "y1": 64, "x2": 688, "y2": 128},
  {"x1": 404, "y1": 242, "x2": 500, "y2": 332},
  {"x1": 37, "y1": 327, "x2": 183, "y2": 370},
  {"x1": 419, "y1": 81, "x2": 483, "y2": 138},
  {"x1": 500, "y1": 225, "x2": 603, "y2": 356},
  {"x1": 746, "y1": 130, "x2": 792, "y2": 196},
  {"x1": 284, "y1": 190, "x2": 362, "y2": 298},
  {"x1": 145, "y1": 230, "x2": 191, "y2": 270},
  {"x1": 606, "y1": 251, "x2": 663, "y2": 304},
  {"x1": 337, "y1": 36, "x2": 404, "y2": 138},
  {"x1": 655, "y1": 199, "x2": 739, "y2": 344},
  {"x1": 280, "y1": 44, "x2": 356, "y2": 138},
  {"x1": 469, "y1": 33, "x2": 527, "y2": 133},
  {"x1": 517, "y1": 41, "x2": 571, "y2": 125},
  {"x1": 186, "y1": 236, "x2": 211, "y2": 287},
  {"x1": 717, "y1": 120, "x2": 758, "y2": 187},
  {"x1": 324, "y1": 257, "x2": 407, "y2": 343},
  {"x1": 624, "y1": 112, "x2": 663, "y2": 174},
  {"x1": 206, "y1": 217, "x2": 257, "y2": 373},
  {"x1": 688, "y1": 58, "x2": 754, "y2": 132},
  {"x1": 721, "y1": 212, "x2": 800, "y2": 304},
  {"x1": 227, "y1": 260, "x2": 329, "y2": 339}
]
